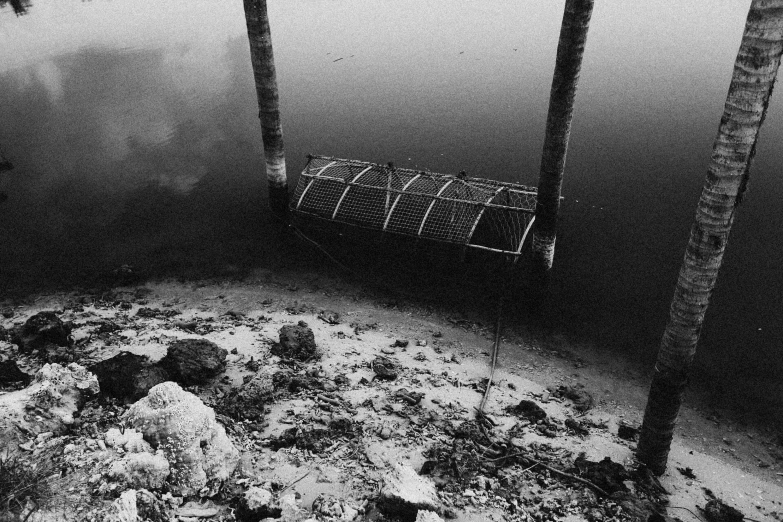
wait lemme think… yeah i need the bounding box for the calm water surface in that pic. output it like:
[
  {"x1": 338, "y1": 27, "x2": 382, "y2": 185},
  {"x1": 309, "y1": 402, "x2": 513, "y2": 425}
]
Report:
[{"x1": 1, "y1": 0, "x2": 781, "y2": 416}]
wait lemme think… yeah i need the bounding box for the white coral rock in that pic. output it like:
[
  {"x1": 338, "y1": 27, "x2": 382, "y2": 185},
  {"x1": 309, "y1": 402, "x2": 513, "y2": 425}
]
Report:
[
  {"x1": 124, "y1": 382, "x2": 239, "y2": 496},
  {"x1": 105, "y1": 428, "x2": 153, "y2": 453},
  {"x1": 109, "y1": 451, "x2": 170, "y2": 490},
  {"x1": 105, "y1": 489, "x2": 139, "y2": 522},
  {"x1": 0, "y1": 363, "x2": 98, "y2": 448}
]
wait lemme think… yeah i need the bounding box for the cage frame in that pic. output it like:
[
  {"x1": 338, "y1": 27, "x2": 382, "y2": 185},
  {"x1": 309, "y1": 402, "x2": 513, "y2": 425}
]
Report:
[{"x1": 291, "y1": 155, "x2": 538, "y2": 256}]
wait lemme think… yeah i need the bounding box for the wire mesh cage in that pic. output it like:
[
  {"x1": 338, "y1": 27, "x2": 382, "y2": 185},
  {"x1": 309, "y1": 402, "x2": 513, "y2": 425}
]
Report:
[{"x1": 291, "y1": 155, "x2": 538, "y2": 257}]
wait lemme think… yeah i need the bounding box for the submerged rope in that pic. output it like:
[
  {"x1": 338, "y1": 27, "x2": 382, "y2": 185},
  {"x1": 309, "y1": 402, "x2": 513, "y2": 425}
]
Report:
[{"x1": 478, "y1": 293, "x2": 504, "y2": 418}]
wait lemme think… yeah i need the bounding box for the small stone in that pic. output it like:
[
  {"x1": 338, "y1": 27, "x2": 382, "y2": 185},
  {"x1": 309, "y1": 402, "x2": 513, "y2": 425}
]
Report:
[
  {"x1": 379, "y1": 462, "x2": 439, "y2": 518},
  {"x1": 380, "y1": 427, "x2": 392, "y2": 440},
  {"x1": 381, "y1": 347, "x2": 396, "y2": 355},
  {"x1": 416, "y1": 511, "x2": 445, "y2": 522},
  {"x1": 372, "y1": 356, "x2": 402, "y2": 380},
  {"x1": 35, "y1": 431, "x2": 54, "y2": 443},
  {"x1": 177, "y1": 501, "x2": 220, "y2": 518}
]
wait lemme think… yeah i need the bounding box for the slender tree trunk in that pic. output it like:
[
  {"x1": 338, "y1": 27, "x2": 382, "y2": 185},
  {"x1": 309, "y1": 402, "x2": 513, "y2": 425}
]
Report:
[
  {"x1": 243, "y1": 0, "x2": 288, "y2": 218},
  {"x1": 638, "y1": 0, "x2": 783, "y2": 476},
  {"x1": 531, "y1": 0, "x2": 594, "y2": 271}
]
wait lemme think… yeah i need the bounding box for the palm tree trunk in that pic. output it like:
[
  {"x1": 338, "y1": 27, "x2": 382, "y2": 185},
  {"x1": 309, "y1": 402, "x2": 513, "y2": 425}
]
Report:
[
  {"x1": 531, "y1": 0, "x2": 594, "y2": 271},
  {"x1": 243, "y1": 0, "x2": 288, "y2": 218},
  {"x1": 637, "y1": 0, "x2": 783, "y2": 476}
]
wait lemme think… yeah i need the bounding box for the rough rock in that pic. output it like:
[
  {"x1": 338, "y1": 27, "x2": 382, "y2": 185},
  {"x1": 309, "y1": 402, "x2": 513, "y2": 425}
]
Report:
[
  {"x1": 109, "y1": 452, "x2": 170, "y2": 489},
  {"x1": 217, "y1": 368, "x2": 274, "y2": 425},
  {"x1": 273, "y1": 324, "x2": 319, "y2": 361},
  {"x1": 416, "y1": 511, "x2": 445, "y2": 522},
  {"x1": 372, "y1": 356, "x2": 402, "y2": 380},
  {"x1": 0, "y1": 363, "x2": 98, "y2": 447},
  {"x1": 312, "y1": 494, "x2": 359, "y2": 520},
  {"x1": 89, "y1": 352, "x2": 148, "y2": 400},
  {"x1": 235, "y1": 486, "x2": 280, "y2": 521},
  {"x1": 159, "y1": 339, "x2": 227, "y2": 385},
  {"x1": 131, "y1": 365, "x2": 171, "y2": 400},
  {"x1": 124, "y1": 381, "x2": 239, "y2": 496},
  {"x1": 135, "y1": 489, "x2": 167, "y2": 522},
  {"x1": 617, "y1": 422, "x2": 639, "y2": 441},
  {"x1": 0, "y1": 359, "x2": 31, "y2": 385},
  {"x1": 380, "y1": 462, "x2": 440, "y2": 520},
  {"x1": 507, "y1": 400, "x2": 547, "y2": 421},
  {"x1": 11, "y1": 311, "x2": 72, "y2": 353}
]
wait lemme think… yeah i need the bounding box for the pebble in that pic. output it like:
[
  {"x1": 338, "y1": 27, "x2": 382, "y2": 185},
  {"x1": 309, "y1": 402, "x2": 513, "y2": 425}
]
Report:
[
  {"x1": 379, "y1": 427, "x2": 392, "y2": 440},
  {"x1": 36, "y1": 432, "x2": 54, "y2": 443},
  {"x1": 381, "y1": 347, "x2": 396, "y2": 355}
]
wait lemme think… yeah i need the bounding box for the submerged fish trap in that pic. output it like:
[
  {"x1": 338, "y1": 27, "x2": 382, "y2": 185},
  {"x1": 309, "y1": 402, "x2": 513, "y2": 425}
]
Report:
[{"x1": 291, "y1": 155, "x2": 538, "y2": 257}]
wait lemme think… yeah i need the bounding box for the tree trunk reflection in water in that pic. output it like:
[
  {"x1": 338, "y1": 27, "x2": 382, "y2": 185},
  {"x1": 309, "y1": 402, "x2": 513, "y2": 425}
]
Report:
[
  {"x1": 637, "y1": 0, "x2": 783, "y2": 476},
  {"x1": 531, "y1": 0, "x2": 594, "y2": 272},
  {"x1": 243, "y1": 0, "x2": 289, "y2": 218}
]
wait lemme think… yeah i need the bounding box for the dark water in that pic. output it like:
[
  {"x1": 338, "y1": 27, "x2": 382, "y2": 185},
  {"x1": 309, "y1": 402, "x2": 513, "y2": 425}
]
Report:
[{"x1": 1, "y1": 1, "x2": 781, "y2": 418}]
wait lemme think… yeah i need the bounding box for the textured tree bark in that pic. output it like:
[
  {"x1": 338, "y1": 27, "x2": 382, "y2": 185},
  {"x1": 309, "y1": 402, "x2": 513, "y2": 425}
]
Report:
[
  {"x1": 531, "y1": 0, "x2": 594, "y2": 271},
  {"x1": 638, "y1": 0, "x2": 783, "y2": 476},
  {"x1": 243, "y1": 0, "x2": 288, "y2": 218}
]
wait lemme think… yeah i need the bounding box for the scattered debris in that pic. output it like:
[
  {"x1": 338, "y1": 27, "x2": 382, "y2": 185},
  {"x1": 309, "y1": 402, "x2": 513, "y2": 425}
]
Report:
[
  {"x1": 551, "y1": 384, "x2": 594, "y2": 412},
  {"x1": 704, "y1": 498, "x2": 745, "y2": 522},
  {"x1": 677, "y1": 466, "x2": 697, "y2": 479},
  {"x1": 565, "y1": 417, "x2": 590, "y2": 436},
  {"x1": 136, "y1": 307, "x2": 181, "y2": 319}
]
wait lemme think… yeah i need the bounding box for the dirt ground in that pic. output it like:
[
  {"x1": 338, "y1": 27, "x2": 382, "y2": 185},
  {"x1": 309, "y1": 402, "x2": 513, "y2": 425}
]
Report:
[{"x1": 1, "y1": 271, "x2": 782, "y2": 522}]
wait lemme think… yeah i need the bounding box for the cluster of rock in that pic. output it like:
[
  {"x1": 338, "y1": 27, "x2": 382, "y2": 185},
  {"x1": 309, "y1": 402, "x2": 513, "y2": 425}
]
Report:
[{"x1": 90, "y1": 338, "x2": 228, "y2": 403}]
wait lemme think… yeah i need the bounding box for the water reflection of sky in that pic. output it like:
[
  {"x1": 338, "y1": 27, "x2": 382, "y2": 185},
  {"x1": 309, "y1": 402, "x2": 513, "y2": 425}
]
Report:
[{"x1": 1, "y1": 0, "x2": 781, "y2": 414}]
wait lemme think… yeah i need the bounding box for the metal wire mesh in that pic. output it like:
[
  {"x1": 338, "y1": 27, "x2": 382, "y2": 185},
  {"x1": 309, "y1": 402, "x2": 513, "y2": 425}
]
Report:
[{"x1": 292, "y1": 155, "x2": 538, "y2": 256}]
